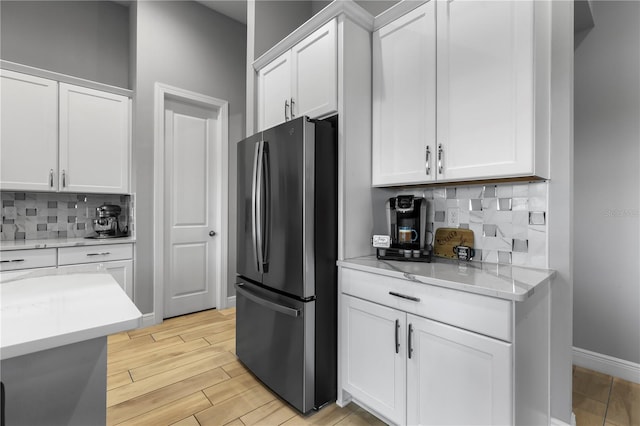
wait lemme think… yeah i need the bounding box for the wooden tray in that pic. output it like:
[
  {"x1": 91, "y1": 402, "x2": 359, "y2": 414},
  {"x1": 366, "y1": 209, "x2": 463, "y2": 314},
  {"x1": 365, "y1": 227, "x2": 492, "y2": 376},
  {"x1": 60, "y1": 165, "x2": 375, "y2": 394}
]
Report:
[{"x1": 433, "y1": 228, "x2": 475, "y2": 259}]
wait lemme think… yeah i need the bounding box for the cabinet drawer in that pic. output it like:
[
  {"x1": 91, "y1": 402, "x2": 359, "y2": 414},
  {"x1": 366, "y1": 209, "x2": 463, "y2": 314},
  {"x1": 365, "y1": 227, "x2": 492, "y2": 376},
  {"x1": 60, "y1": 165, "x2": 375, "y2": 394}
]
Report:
[
  {"x1": 0, "y1": 249, "x2": 57, "y2": 271},
  {"x1": 58, "y1": 244, "x2": 133, "y2": 265},
  {"x1": 340, "y1": 267, "x2": 512, "y2": 342}
]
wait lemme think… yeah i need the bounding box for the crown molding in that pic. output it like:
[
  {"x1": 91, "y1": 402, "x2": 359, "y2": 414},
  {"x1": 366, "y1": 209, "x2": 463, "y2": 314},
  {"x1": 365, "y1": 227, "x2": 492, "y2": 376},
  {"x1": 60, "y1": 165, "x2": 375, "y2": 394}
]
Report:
[
  {"x1": 0, "y1": 60, "x2": 133, "y2": 97},
  {"x1": 253, "y1": 0, "x2": 374, "y2": 71},
  {"x1": 373, "y1": 0, "x2": 428, "y2": 32}
]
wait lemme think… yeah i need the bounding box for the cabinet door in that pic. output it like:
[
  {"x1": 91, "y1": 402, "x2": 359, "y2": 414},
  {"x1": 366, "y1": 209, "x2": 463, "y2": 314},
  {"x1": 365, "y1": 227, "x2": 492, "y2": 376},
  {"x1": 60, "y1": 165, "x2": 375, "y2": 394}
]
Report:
[
  {"x1": 341, "y1": 295, "x2": 406, "y2": 425},
  {"x1": 291, "y1": 19, "x2": 337, "y2": 120},
  {"x1": 258, "y1": 51, "x2": 292, "y2": 131},
  {"x1": 0, "y1": 70, "x2": 58, "y2": 191},
  {"x1": 406, "y1": 314, "x2": 512, "y2": 425},
  {"x1": 57, "y1": 259, "x2": 133, "y2": 300},
  {"x1": 103, "y1": 259, "x2": 134, "y2": 300},
  {"x1": 372, "y1": 3, "x2": 436, "y2": 186},
  {"x1": 436, "y1": 0, "x2": 535, "y2": 181},
  {"x1": 59, "y1": 83, "x2": 130, "y2": 193}
]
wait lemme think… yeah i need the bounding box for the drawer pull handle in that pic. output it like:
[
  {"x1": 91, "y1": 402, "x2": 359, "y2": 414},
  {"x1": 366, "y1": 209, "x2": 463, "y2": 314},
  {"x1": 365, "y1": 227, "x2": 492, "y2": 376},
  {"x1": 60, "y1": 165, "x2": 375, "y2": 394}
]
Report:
[
  {"x1": 389, "y1": 291, "x2": 420, "y2": 302},
  {"x1": 86, "y1": 252, "x2": 111, "y2": 257},
  {"x1": 1, "y1": 259, "x2": 25, "y2": 263}
]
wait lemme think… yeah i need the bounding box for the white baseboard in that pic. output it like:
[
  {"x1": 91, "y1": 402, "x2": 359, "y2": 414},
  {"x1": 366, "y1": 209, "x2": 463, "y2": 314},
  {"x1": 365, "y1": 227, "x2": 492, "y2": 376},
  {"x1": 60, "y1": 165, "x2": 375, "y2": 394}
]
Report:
[
  {"x1": 573, "y1": 346, "x2": 640, "y2": 384},
  {"x1": 140, "y1": 312, "x2": 156, "y2": 328},
  {"x1": 226, "y1": 295, "x2": 236, "y2": 308},
  {"x1": 551, "y1": 413, "x2": 576, "y2": 426}
]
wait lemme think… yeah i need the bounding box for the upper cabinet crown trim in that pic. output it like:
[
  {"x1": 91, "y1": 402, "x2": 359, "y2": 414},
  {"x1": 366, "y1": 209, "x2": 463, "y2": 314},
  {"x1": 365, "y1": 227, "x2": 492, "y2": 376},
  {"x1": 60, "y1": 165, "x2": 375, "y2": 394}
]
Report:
[
  {"x1": 373, "y1": 0, "x2": 428, "y2": 31},
  {"x1": 0, "y1": 60, "x2": 133, "y2": 98},
  {"x1": 253, "y1": 0, "x2": 374, "y2": 71}
]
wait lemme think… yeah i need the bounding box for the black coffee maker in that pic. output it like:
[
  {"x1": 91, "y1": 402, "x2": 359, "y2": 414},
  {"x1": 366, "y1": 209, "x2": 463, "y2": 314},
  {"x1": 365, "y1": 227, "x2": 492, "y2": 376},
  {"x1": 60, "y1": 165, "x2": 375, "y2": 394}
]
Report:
[{"x1": 376, "y1": 195, "x2": 430, "y2": 262}]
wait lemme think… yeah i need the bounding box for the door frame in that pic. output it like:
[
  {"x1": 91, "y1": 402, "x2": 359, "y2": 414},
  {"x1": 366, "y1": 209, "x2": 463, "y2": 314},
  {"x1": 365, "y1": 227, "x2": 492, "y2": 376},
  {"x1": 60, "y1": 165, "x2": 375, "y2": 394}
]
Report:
[{"x1": 153, "y1": 82, "x2": 229, "y2": 323}]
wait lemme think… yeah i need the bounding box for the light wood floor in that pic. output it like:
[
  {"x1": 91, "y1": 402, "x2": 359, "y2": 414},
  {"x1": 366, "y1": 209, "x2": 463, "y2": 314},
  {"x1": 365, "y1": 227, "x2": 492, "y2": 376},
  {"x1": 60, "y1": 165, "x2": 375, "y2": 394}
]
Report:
[
  {"x1": 106, "y1": 308, "x2": 384, "y2": 426},
  {"x1": 573, "y1": 365, "x2": 639, "y2": 426},
  {"x1": 108, "y1": 308, "x2": 639, "y2": 426}
]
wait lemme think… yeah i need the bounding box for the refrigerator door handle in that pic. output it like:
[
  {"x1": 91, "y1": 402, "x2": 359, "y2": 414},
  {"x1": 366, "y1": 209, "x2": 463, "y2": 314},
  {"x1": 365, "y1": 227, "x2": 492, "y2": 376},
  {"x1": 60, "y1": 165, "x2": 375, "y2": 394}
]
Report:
[
  {"x1": 262, "y1": 142, "x2": 271, "y2": 268},
  {"x1": 251, "y1": 141, "x2": 263, "y2": 273},
  {"x1": 235, "y1": 283, "x2": 301, "y2": 318}
]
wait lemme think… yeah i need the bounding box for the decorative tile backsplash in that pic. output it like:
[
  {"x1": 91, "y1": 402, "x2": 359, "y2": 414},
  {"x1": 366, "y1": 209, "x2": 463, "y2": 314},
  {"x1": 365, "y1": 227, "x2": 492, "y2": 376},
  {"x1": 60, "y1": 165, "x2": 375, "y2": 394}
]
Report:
[
  {"x1": 375, "y1": 182, "x2": 549, "y2": 268},
  {"x1": 1, "y1": 192, "x2": 131, "y2": 241}
]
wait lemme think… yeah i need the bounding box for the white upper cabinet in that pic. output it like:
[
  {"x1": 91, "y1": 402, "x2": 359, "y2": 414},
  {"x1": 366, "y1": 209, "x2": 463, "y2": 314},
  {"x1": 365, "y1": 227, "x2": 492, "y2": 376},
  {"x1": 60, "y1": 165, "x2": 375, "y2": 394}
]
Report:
[
  {"x1": 1, "y1": 70, "x2": 59, "y2": 191},
  {"x1": 59, "y1": 84, "x2": 130, "y2": 194},
  {"x1": 258, "y1": 51, "x2": 292, "y2": 132},
  {"x1": 257, "y1": 19, "x2": 337, "y2": 131},
  {"x1": 373, "y1": 0, "x2": 549, "y2": 186},
  {"x1": 1, "y1": 70, "x2": 131, "y2": 194},
  {"x1": 372, "y1": 2, "x2": 436, "y2": 186},
  {"x1": 437, "y1": 0, "x2": 537, "y2": 181},
  {"x1": 291, "y1": 19, "x2": 338, "y2": 120}
]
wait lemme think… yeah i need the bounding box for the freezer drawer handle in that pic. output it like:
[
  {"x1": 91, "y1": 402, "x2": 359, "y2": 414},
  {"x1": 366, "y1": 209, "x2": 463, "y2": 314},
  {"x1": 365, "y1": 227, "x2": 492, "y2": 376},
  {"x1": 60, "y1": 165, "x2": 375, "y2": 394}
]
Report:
[
  {"x1": 236, "y1": 283, "x2": 301, "y2": 318},
  {"x1": 389, "y1": 291, "x2": 420, "y2": 302}
]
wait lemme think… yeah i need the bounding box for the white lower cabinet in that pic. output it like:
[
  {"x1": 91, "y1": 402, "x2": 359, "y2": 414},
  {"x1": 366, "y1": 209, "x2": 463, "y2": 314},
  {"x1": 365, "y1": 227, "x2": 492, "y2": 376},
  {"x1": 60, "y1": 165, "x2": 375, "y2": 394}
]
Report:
[
  {"x1": 406, "y1": 314, "x2": 512, "y2": 426},
  {"x1": 58, "y1": 244, "x2": 134, "y2": 300},
  {"x1": 342, "y1": 296, "x2": 406, "y2": 424},
  {"x1": 342, "y1": 295, "x2": 511, "y2": 426},
  {"x1": 1, "y1": 243, "x2": 134, "y2": 301}
]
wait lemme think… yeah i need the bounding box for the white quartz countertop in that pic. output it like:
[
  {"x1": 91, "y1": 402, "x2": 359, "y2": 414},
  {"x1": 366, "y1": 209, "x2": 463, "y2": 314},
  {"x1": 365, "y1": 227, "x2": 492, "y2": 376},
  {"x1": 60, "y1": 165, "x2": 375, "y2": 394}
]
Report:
[
  {"x1": 0, "y1": 236, "x2": 136, "y2": 251},
  {"x1": 337, "y1": 256, "x2": 555, "y2": 302},
  {"x1": 0, "y1": 269, "x2": 142, "y2": 360}
]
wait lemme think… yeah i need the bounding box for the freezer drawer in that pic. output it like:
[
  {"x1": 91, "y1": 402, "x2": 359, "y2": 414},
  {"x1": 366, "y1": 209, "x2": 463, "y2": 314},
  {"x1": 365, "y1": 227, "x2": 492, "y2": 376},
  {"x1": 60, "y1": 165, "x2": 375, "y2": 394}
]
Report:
[{"x1": 235, "y1": 279, "x2": 315, "y2": 413}]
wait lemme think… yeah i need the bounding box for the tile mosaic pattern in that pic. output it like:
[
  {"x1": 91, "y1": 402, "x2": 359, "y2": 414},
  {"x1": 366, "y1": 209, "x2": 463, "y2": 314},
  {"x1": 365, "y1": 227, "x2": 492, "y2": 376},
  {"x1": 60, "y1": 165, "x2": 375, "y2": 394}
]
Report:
[
  {"x1": 425, "y1": 182, "x2": 548, "y2": 268},
  {"x1": 1, "y1": 192, "x2": 131, "y2": 241},
  {"x1": 391, "y1": 182, "x2": 548, "y2": 268}
]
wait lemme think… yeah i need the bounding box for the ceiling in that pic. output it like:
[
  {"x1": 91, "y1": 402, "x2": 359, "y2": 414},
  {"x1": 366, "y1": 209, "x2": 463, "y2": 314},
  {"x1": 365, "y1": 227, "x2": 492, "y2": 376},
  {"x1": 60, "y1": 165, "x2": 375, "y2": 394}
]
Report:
[{"x1": 195, "y1": 0, "x2": 247, "y2": 25}]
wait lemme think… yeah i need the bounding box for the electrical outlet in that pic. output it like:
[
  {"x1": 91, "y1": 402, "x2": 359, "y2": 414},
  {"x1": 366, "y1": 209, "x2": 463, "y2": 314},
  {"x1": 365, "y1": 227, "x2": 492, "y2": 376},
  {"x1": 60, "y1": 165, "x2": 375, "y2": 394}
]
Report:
[{"x1": 447, "y1": 207, "x2": 460, "y2": 227}]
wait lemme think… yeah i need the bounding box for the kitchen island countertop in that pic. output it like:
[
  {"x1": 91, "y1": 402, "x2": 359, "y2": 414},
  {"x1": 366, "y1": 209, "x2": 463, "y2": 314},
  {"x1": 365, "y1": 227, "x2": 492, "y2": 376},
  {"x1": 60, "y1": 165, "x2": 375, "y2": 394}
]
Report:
[
  {"x1": 0, "y1": 269, "x2": 141, "y2": 360},
  {"x1": 0, "y1": 236, "x2": 136, "y2": 251},
  {"x1": 338, "y1": 256, "x2": 555, "y2": 302}
]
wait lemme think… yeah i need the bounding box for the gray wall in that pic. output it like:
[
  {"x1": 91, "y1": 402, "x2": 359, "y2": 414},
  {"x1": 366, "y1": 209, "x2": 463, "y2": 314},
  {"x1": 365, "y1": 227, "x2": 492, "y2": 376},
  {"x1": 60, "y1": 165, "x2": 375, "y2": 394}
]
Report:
[
  {"x1": 574, "y1": 1, "x2": 640, "y2": 364},
  {"x1": 254, "y1": 1, "x2": 313, "y2": 59},
  {"x1": 133, "y1": 1, "x2": 246, "y2": 314},
  {"x1": 0, "y1": 1, "x2": 130, "y2": 88}
]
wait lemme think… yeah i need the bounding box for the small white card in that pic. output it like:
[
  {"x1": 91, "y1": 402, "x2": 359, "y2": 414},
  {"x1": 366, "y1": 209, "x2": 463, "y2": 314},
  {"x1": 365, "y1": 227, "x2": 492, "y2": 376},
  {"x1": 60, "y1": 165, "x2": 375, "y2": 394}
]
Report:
[{"x1": 372, "y1": 235, "x2": 391, "y2": 248}]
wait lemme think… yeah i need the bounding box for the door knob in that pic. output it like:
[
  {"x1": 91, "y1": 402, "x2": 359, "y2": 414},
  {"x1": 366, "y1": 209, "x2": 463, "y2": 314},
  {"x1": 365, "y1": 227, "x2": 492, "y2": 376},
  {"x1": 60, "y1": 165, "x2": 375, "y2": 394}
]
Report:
[{"x1": 209, "y1": 231, "x2": 217, "y2": 237}]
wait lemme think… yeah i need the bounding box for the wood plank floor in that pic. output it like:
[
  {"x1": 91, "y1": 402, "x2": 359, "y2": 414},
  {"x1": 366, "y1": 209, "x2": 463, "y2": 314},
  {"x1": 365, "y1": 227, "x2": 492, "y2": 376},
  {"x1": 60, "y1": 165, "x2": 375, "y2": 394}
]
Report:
[
  {"x1": 107, "y1": 308, "x2": 384, "y2": 426},
  {"x1": 108, "y1": 308, "x2": 640, "y2": 426}
]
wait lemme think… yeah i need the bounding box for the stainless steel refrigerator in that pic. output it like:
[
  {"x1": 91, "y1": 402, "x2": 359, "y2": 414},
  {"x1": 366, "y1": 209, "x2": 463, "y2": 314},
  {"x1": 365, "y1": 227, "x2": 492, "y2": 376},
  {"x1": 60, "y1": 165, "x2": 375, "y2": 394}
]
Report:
[{"x1": 235, "y1": 116, "x2": 337, "y2": 414}]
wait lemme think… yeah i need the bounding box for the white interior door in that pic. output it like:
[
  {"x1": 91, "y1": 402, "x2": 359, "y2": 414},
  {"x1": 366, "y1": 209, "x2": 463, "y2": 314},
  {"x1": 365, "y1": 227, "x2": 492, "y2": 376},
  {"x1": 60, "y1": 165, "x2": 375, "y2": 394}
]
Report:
[{"x1": 164, "y1": 98, "x2": 219, "y2": 318}]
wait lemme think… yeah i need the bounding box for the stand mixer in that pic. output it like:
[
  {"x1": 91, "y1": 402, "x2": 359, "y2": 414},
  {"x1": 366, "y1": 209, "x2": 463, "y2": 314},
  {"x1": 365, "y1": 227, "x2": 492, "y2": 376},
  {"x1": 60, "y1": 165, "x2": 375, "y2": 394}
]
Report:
[{"x1": 92, "y1": 204, "x2": 127, "y2": 238}]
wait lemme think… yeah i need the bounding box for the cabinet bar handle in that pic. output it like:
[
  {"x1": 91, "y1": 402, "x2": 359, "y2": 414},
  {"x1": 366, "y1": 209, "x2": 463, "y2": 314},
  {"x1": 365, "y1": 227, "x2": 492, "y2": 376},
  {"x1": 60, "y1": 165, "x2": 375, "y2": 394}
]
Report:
[
  {"x1": 408, "y1": 323, "x2": 414, "y2": 359},
  {"x1": 284, "y1": 99, "x2": 290, "y2": 121},
  {"x1": 290, "y1": 97, "x2": 295, "y2": 118},
  {"x1": 62, "y1": 170, "x2": 67, "y2": 188},
  {"x1": 395, "y1": 319, "x2": 400, "y2": 354},
  {"x1": 86, "y1": 252, "x2": 111, "y2": 257},
  {"x1": 437, "y1": 144, "x2": 444, "y2": 175},
  {"x1": 389, "y1": 291, "x2": 420, "y2": 302},
  {"x1": 49, "y1": 169, "x2": 54, "y2": 187},
  {"x1": 425, "y1": 146, "x2": 431, "y2": 175},
  {"x1": 1, "y1": 259, "x2": 25, "y2": 263}
]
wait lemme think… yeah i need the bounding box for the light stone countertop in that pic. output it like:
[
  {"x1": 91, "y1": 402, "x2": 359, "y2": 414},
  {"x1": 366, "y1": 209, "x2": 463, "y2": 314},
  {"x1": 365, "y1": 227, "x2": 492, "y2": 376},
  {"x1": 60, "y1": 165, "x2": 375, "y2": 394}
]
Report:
[
  {"x1": 0, "y1": 236, "x2": 136, "y2": 251},
  {"x1": 0, "y1": 267, "x2": 142, "y2": 360},
  {"x1": 338, "y1": 256, "x2": 555, "y2": 302}
]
